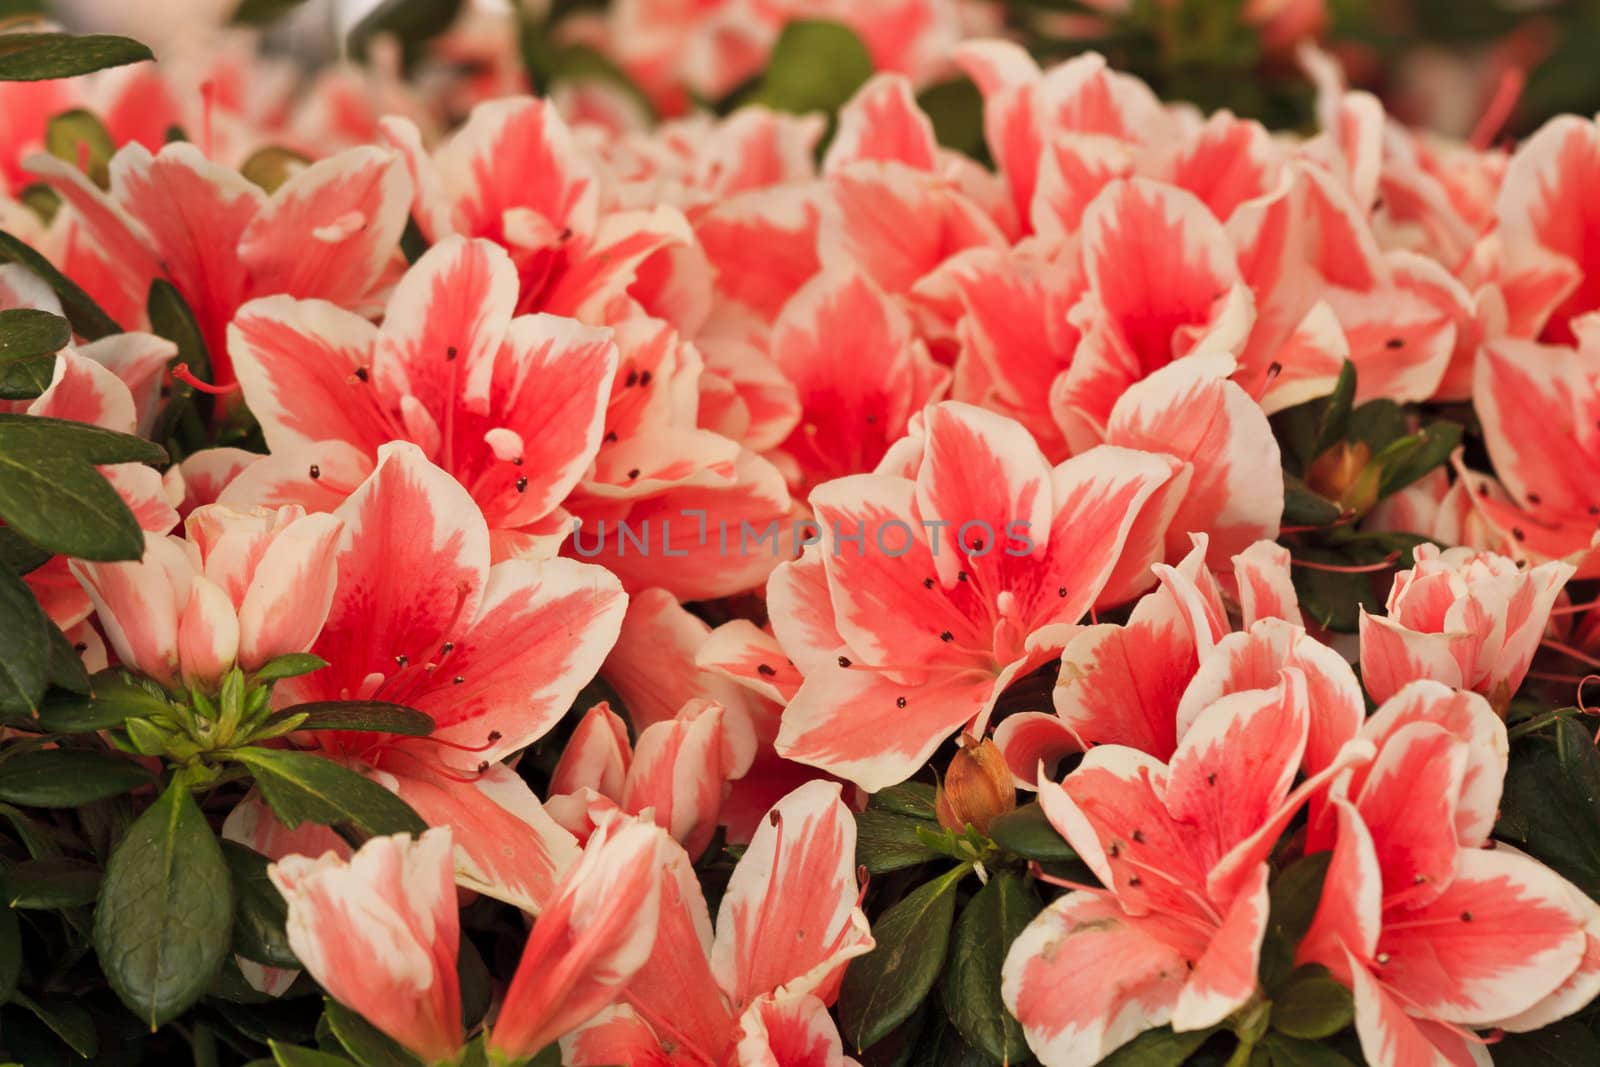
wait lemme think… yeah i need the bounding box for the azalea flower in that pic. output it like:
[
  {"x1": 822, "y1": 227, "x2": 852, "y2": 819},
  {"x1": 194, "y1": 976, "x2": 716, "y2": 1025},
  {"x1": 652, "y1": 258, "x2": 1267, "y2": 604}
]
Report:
[
  {"x1": 226, "y1": 234, "x2": 618, "y2": 560},
  {"x1": 562, "y1": 780, "x2": 873, "y2": 1066},
  {"x1": 1298, "y1": 682, "x2": 1600, "y2": 1065},
  {"x1": 233, "y1": 442, "x2": 627, "y2": 914},
  {"x1": 1002, "y1": 668, "x2": 1372, "y2": 1065},
  {"x1": 770, "y1": 400, "x2": 1185, "y2": 791},
  {"x1": 29, "y1": 140, "x2": 412, "y2": 385},
  {"x1": 1360, "y1": 544, "x2": 1573, "y2": 710}
]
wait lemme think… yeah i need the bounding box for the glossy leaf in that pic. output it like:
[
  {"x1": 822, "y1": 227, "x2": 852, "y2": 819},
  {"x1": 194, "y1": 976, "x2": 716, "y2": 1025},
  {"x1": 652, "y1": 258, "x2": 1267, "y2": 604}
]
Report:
[
  {"x1": 941, "y1": 871, "x2": 1039, "y2": 1060},
  {"x1": 0, "y1": 230, "x2": 121, "y2": 339},
  {"x1": 270, "y1": 701, "x2": 434, "y2": 737},
  {"x1": 839, "y1": 864, "x2": 967, "y2": 1050},
  {"x1": 0, "y1": 33, "x2": 153, "y2": 81},
  {"x1": 1498, "y1": 715, "x2": 1600, "y2": 899},
  {"x1": 233, "y1": 747, "x2": 427, "y2": 837},
  {"x1": 324, "y1": 999, "x2": 423, "y2": 1067},
  {"x1": 988, "y1": 801, "x2": 1077, "y2": 862},
  {"x1": 856, "y1": 809, "x2": 943, "y2": 874},
  {"x1": 2, "y1": 856, "x2": 101, "y2": 908},
  {"x1": 0, "y1": 564, "x2": 49, "y2": 716},
  {"x1": 223, "y1": 841, "x2": 297, "y2": 969},
  {"x1": 95, "y1": 777, "x2": 234, "y2": 1027},
  {"x1": 1271, "y1": 968, "x2": 1354, "y2": 1040},
  {"x1": 0, "y1": 748, "x2": 152, "y2": 807},
  {"x1": 0, "y1": 307, "x2": 70, "y2": 400}
]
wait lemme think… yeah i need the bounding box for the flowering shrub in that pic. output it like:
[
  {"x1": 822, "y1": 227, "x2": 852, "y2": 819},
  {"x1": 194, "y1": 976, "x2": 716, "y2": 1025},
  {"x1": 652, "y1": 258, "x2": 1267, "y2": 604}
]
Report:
[{"x1": 5, "y1": 3, "x2": 1600, "y2": 1066}]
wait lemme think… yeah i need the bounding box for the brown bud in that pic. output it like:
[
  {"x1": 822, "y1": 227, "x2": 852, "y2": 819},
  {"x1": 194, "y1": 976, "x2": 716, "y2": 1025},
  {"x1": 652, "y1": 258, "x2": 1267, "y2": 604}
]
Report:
[
  {"x1": 1306, "y1": 440, "x2": 1379, "y2": 515},
  {"x1": 936, "y1": 734, "x2": 1016, "y2": 834}
]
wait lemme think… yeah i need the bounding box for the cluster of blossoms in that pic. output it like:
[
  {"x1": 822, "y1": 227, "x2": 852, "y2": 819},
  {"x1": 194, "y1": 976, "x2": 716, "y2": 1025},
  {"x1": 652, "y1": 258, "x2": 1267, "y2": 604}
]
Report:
[{"x1": 8, "y1": 5, "x2": 1600, "y2": 1066}]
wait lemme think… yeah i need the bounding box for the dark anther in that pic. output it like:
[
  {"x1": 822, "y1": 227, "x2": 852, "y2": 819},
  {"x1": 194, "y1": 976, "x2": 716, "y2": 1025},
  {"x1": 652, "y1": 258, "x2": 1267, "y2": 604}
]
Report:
[
  {"x1": 627, "y1": 468, "x2": 641, "y2": 479},
  {"x1": 354, "y1": 366, "x2": 369, "y2": 381},
  {"x1": 639, "y1": 370, "x2": 653, "y2": 386},
  {"x1": 838, "y1": 656, "x2": 852, "y2": 667},
  {"x1": 309, "y1": 464, "x2": 321, "y2": 479},
  {"x1": 446, "y1": 345, "x2": 458, "y2": 360},
  {"x1": 757, "y1": 663, "x2": 777, "y2": 676},
  {"x1": 1386, "y1": 337, "x2": 1405, "y2": 349},
  {"x1": 896, "y1": 696, "x2": 907, "y2": 708},
  {"x1": 625, "y1": 370, "x2": 640, "y2": 387},
  {"x1": 924, "y1": 577, "x2": 935, "y2": 589},
  {"x1": 940, "y1": 631, "x2": 954, "y2": 642},
  {"x1": 515, "y1": 476, "x2": 529, "y2": 492},
  {"x1": 452, "y1": 675, "x2": 464, "y2": 685},
  {"x1": 395, "y1": 654, "x2": 409, "y2": 667}
]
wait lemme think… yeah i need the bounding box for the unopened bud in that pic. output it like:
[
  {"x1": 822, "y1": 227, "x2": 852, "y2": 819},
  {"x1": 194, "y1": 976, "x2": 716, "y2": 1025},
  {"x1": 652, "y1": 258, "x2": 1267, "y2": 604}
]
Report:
[
  {"x1": 1306, "y1": 440, "x2": 1379, "y2": 515},
  {"x1": 936, "y1": 734, "x2": 1016, "y2": 834}
]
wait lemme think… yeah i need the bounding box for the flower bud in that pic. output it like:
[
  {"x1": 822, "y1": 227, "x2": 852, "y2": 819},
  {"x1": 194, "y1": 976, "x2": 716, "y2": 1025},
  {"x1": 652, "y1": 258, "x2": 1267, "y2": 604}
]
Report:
[
  {"x1": 936, "y1": 734, "x2": 1016, "y2": 834},
  {"x1": 1306, "y1": 440, "x2": 1379, "y2": 515}
]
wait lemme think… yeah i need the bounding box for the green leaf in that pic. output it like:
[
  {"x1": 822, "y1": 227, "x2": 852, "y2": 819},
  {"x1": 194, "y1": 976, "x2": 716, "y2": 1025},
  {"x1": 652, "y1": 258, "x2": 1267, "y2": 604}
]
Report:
[
  {"x1": 1497, "y1": 715, "x2": 1600, "y2": 899},
  {"x1": 270, "y1": 701, "x2": 435, "y2": 737},
  {"x1": 252, "y1": 653, "x2": 329, "y2": 684},
  {"x1": 232, "y1": 0, "x2": 313, "y2": 25},
  {"x1": 744, "y1": 20, "x2": 874, "y2": 115},
  {"x1": 39, "y1": 668, "x2": 173, "y2": 732},
  {"x1": 1271, "y1": 968, "x2": 1353, "y2": 1040},
  {"x1": 0, "y1": 564, "x2": 50, "y2": 715},
  {"x1": 0, "y1": 748, "x2": 152, "y2": 807},
  {"x1": 1100, "y1": 1025, "x2": 1214, "y2": 1066},
  {"x1": 0, "y1": 902, "x2": 19, "y2": 1001},
  {"x1": 0, "y1": 307, "x2": 70, "y2": 400},
  {"x1": 869, "y1": 781, "x2": 937, "y2": 819},
  {"x1": 1, "y1": 856, "x2": 101, "y2": 908},
  {"x1": 44, "y1": 109, "x2": 114, "y2": 188},
  {"x1": 324, "y1": 999, "x2": 423, "y2": 1067},
  {"x1": 9, "y1": 991, "x2": 97, "y2": 1059},
  {"x1": 145, "y1": 278, "x2": 212, "y2": 458},
  {"x1": 0, "y1": 33, "x2": 153, "y2": 81},
  {"x1": 0, "y1": 230, "x2": 122, "y2": 339},
  {"x1": 988, "y1": 800, "x2": 1077, "y2": 862},
  {"x1": 941, "y1": 871, "x2": 1039, "y2": 1061},
  {"x1": 1375, "y1": 419, "x2": 1463, "y2": 499},
  {"x1": 233, "y1": 747, "x2": 427, "y2": 837},
  {"x1": 348, "y1": 0, "x2": 464, "y2": 59},
  {"x1": 855, "y1": 809, "x2": 943, "y2": 874},
  {"x1": 1345, "y1": 398, "x2": 1407, "y2": 453},
  {"x1": 839, "y1": 864, "x2": 967, "y2": 1051},
  {"x1": 1261, "y1": 1033, "x2": 1358, "y2": 1066},
  {"x1": 0, "y1": 524, "x2": 51, "y2": 574},
  {"x1": 1281, "y1": 478, "x2": 1343, "y2": 528},
  {"x1": 1259, "y1": 852, "x2": 1332, "y2": 991},
  {"x1": 0, "y1": 414, "x2": 168, "y2": 560},
  {"x1": 222, "y1": 841, "x2": 297, "y2": 969},
  {"x1": 271, "y1": 1042, "x2": 356, "y2": 1067},
  {"x1": 1310, "y1": 361, "x2": 1357, "y2": 458},
  {"x1": 44, "y1": 621, "x2": 90, "y2": 695},
  {"x1": 95, "y1": 777, "x2": 234, "y2": 1028}
]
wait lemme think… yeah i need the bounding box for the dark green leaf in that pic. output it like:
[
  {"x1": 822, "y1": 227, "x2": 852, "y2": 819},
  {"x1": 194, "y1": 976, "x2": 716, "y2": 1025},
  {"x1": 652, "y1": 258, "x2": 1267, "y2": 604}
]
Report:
[
  {"x1": 1375, "y1": 419, "x2": 1463, "y2": 498},
  {"x1": 95, "y1": 777, "x2": 234, "y2": 1028},
  {"x1": 0, "y1": 33, "x2": 153, "y2": 81},
  {"x1": 1262, "y1": 1033, "x2": 1358, "y2": 1066},
  {"x1": 870, "y1": 781, "x2": 937, "y2": 820},
  {"x1": 0, "y1": 523, "x2": 51, "y2": 574},
  {"x1": 0, "y1": 901, "x2": 19, "y2": 1001},
  {"x1": 0, "y1": 563, "x2": 49, "y2": 715},
  {"x1": 941, "y1": 871, "x2": 1039, "y2": 1060},
  {"x1": 0, "y1": 748, "x2": 152, "y2": 807},
  {"x1": 1310, "y1": 361, "x2": 1357, "y2": 458},
  {"x1": 146, "y1": 279, "x2": 212, "y2": 459},
  {"x1": 39, "y1": 668, "x2": 173, "y2": 731},
  {"x1": 1281, "y1": 479, "x2": 1343, "y2": 528},
  {"x1": 234, "y1": 747, "x2": 427, "y2": 837},
  {"x1": 44, "y1": 621, "x2": 91, "y2": 694},
  {"x1": 2, "y1": 856, "x2": 101, "y2": 908},
  {"x1": 1271, "y1": 968, "x2": 1353, "y2": 1039},
  {"x1": 1345, "y1": 398, "x2": 1407, "y2": 453},
  {"x1": 0, "y1": 414, "x2": 169, "y2": 560},
  {"x1": 348, "y1": 0, "x2": 464, "y2": 58},
  {"x1": 744, "y1": 20, "x2": 874, "y2": 115},
  {"x1": 1490, "y1": 1018, "x2": 1600, "y2": 1066},
  {"x1": 223, "y1": 841, "x2": 297, "y2": 969},
  {"x1": 271, "y1": 1042, "x2": 355, "y2": 1067},
  {"x1": 840, "y1": 865, "x2": 966, "y2": 1051},
  {"x1": 988, "y1": 801, "x2": 1077, "y2": 862},
  {"x1": 458, "y1": 936, "x2": 492, "y2": 1029},
  {"x1": 232, "y1": 0, "x2": 313, "y2": 24},
  {"x1": 0, "y1": 230, "x2": 122, "y2": 338},
  {"x1": 252, "y1": 653, "x2": 329, "y2": 684},
  {"x1": 324, "y1": 999, "x2": 422, "y2": 1067},
  {"x1": 1497, "y1": 716, "x2": 1600, "y2": 899},
  {"x1": 0, "y1": 307, "x2": 69, "y2": 399},
  {"x1": 272, "y1": 701, "x2": 434, "y2": 737},
  {"x1": 855, "y1": 809, "x2": 942, "y2": 875},
  {"x1": 1260, "y1": 852, "x2": 1332, "y2": 991},
  {"x1": 1100, "y1": 1025, "x2": 1214, "y2": 1066},
  {"x1": 10, "y1": 991, "x2": 97, "y2": 1058}
]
